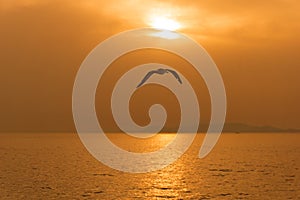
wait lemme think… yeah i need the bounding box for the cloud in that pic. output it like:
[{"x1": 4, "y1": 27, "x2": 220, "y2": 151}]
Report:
[
  {"x1": 3, "y1": 0, "x2": 298, "y2": 42},
  {"x1": 0, "y1": 0, "x2": 124, "y2": 132},
  {"x1": 167, "y1": 1, "x2": 296, "y2": 43},
  {"x1": 0, "y1": 0, "x2": 299, "y2": 131}
]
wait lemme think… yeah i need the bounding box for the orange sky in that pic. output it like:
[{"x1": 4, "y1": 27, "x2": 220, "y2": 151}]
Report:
[{"x1": 0, "y1": 0, "x2": 299, "y2": 132}]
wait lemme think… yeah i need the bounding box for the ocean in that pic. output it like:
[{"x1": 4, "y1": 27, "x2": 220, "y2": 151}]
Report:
[{"x1": 1, "y1": 133, "x2": 299, "y2": 199}]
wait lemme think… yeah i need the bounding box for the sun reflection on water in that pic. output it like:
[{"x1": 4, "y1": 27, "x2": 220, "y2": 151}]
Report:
[{"x1": 132, "y1": 133, "x2": 199, "y2": 198}]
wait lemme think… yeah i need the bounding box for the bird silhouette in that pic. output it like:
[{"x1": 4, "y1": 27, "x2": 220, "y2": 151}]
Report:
[{"x1": 136, "y1": 68, "x2": 182, "y2": 88}]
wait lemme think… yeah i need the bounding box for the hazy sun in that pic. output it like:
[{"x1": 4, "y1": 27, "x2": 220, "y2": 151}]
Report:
[{"x1": 149, "y1": 16, "x2": 181, "y2": 31}]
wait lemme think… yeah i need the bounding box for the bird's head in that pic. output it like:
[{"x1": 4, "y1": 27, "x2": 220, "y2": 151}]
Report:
[{"x1": 157, "y1": 68, "x2": 167, "y2": 73}]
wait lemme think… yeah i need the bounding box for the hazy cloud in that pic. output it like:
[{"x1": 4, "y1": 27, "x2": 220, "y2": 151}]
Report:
[{"x1": 0, "y1": 0, "x2": 299, "y2": 131}]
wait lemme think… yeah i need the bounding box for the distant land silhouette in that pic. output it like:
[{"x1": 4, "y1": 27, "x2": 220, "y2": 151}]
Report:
[
  {"x1": 219, "y1": 123, "x2": 300, "y2": 133},
  {"x1": 162, "y1": 123, "x2": 300, "y2": 133},
  {"x1": 1, "y1": 123, "x2": 300, "y2": 133}
]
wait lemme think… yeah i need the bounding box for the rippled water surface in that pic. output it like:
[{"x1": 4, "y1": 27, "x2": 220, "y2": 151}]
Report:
[{"x1": 1, "y1": 133, "x2": 299, "y2": 199}]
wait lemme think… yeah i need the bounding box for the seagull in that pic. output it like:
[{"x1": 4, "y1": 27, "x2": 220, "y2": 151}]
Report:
[{"x1": 136, "y1": 68, "x2": 182, "y2": 88}]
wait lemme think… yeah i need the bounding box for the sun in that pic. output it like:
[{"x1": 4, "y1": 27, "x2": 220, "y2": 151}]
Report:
[{"x1": 149, "y1": 16, "x2": 181, "y2": 31}]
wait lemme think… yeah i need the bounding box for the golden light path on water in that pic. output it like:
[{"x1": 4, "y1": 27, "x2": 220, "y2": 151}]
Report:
[{"x1": 1, "y1": 133, "x2": 299, "y2": 199}]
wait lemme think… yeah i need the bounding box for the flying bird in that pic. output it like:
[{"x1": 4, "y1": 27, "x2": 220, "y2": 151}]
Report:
[{"x1": 136, "y1": 68, "x2": 182, "y2": 88}]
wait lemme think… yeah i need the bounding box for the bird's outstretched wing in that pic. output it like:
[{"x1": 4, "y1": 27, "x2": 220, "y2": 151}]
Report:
[
  {"x1": 167, "y1": 69, "x2": 182, "y2": 84},
  {"x1": 136, "y1": 71, "x2": 156, "y2": 88}
]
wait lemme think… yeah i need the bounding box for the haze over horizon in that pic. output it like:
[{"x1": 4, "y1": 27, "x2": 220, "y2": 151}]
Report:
[{"x1": 0, "y1": 0, "x2": 299, "y2": 132}]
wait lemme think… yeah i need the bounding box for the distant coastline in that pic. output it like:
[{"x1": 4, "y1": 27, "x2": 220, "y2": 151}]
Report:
[
  {"x1": 151, "y1": 123, "x2": 300, "y2": 133},
  {"x1": 218, "y1": 123, "x2": 300, "y2": 133},
  {"x1": 160, "y1": 123, "x2": 300, "y2": 133},
  {"x1": 2, "y1": 123, "x2": 299, "y2": 133}
]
